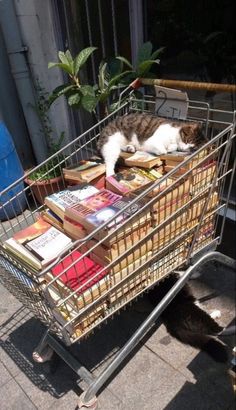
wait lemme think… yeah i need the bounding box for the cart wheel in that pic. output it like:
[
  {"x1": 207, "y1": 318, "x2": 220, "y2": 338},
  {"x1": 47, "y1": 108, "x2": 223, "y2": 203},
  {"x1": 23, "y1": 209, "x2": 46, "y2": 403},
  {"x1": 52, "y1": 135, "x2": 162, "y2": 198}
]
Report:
[
  {"x1": 77, "y1": 392, "x2": 98, "y2": 409},
  {"x1": 32, "y1": 346, "x2": 54, "y2": 363}
]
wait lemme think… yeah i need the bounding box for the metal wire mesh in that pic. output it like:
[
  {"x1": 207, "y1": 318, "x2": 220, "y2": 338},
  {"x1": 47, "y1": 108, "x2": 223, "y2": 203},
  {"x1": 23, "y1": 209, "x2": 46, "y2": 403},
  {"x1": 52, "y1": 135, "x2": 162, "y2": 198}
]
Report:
[{"x1": 0, "y1": 96, "x2": 235, "y2": 345}]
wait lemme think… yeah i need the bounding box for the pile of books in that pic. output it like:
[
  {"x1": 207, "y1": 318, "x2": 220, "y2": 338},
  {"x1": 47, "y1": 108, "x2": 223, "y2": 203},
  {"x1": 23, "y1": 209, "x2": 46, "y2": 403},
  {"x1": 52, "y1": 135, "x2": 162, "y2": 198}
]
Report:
[{"x1": 2, "y1": 146, "x2": 218, "y2": 339}]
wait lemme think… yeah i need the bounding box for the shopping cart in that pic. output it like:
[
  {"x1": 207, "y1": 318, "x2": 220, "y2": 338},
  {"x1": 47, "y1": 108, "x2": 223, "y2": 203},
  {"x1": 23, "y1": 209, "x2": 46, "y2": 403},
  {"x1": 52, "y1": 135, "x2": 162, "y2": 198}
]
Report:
[{"x1": 0, "y1": 79, "x2": 235, "y2": 409}]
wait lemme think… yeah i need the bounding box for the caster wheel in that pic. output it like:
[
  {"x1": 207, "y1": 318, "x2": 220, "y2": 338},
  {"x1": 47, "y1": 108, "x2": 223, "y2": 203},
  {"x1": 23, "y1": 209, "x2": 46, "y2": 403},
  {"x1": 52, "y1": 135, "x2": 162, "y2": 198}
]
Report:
[{"x1": 77, "y1": 392, "x2": 98, "y2": 409}]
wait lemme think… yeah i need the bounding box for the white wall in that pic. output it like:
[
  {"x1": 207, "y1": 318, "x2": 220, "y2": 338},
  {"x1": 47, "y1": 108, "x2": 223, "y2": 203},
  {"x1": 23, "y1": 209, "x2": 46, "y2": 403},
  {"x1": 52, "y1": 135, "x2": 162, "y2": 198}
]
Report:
[{"x1": 14, "y1": 0, "x2": 72, "y2": 148}]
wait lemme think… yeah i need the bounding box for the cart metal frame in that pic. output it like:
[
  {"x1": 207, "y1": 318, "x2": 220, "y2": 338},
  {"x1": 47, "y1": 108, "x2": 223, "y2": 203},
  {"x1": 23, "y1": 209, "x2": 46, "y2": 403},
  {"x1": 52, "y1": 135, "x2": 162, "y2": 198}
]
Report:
[{"x1": 0, "y1": 84, "x2": 235, "y2": 408}]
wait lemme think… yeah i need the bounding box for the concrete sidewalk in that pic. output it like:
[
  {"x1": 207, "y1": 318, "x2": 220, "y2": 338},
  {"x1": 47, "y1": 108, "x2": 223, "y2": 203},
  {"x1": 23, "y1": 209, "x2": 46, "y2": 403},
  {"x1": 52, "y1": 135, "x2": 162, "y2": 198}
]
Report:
[{"x1": 0, "y1": 261, "x2": 235, "y2": 410}]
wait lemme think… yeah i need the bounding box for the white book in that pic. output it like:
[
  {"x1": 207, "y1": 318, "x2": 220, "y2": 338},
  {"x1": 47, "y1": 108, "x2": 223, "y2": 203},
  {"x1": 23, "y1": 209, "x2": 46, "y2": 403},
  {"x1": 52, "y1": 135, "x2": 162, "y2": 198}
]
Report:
[{"x1": 25, "y1": 226, "x2": 71, "y2": 261}]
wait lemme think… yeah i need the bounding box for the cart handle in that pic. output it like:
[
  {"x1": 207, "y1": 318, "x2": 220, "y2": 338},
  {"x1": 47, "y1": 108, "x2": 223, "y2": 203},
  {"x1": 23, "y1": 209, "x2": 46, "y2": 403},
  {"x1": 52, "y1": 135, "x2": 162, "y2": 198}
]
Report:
[{"x1": 140, "y1": 78, "x2": 236, "y2": 93}]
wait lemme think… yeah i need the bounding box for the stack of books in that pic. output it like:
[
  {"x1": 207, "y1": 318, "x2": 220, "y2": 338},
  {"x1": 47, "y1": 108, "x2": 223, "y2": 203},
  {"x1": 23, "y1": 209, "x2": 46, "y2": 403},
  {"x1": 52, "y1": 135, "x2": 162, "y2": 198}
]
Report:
[
  {"x1": 3, "y1": 218, "x2": 72, "y2": 271},
  {"x1": 3, "y1": 140, "x2": 218, "y2": 339},
  {"x1": 63, "y1": 157, "x2": 106, "y2": 189}
]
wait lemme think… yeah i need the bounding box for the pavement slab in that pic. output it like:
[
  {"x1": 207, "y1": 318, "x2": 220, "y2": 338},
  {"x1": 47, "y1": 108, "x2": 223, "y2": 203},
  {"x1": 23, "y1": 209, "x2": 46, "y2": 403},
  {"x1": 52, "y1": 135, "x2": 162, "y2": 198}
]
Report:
[{"x1": 0, "y1": 259, "x2": 235, "y2": 409}]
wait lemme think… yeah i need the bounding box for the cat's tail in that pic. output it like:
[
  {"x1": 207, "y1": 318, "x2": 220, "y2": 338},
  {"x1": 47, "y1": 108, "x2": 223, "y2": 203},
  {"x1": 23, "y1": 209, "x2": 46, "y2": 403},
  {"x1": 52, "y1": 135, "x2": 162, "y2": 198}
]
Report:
[{"x1": 173, "y1": 330, "x2": 228, "y2": 363}]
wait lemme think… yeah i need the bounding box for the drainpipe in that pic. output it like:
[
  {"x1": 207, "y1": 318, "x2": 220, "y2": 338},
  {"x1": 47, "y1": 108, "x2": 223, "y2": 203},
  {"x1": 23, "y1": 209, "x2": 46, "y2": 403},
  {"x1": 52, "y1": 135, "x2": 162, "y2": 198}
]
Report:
[
  {"x1": 129, "y1": 0, "x2": 144, "y2": 65},
  {"x1": 0, "y1": 26, "x2": 34, "y2": 168},
  {"x1": 0, "y1": 0, "x2": 48, "y2": 163}
]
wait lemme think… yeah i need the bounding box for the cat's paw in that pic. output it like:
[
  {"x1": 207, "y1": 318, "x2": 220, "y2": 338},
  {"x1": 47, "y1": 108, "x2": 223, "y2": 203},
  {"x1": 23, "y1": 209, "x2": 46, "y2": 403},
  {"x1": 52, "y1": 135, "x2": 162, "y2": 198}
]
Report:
[
  {"x1": 167, "y1": 144, "x2": 178, "y2": 153},
  {"x1": 125, "y1": 145, "x2": 136, "y2": 153},
  {"x1": 179, "y1": 142, "x2": 195, "y2": 152},
  {"x1": 210, "y1": 309, "x2": 221, "y2": 319}
]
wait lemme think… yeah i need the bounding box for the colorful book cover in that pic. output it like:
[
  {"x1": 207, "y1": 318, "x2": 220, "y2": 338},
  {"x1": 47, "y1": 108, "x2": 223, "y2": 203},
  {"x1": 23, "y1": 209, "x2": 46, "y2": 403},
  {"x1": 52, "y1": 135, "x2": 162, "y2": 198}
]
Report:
[
  {"x1": 85, "y1": 197, "x2": 144, "y2": 229},
  {"x1": 66, "y1": 189, "x2": 122, "y2": 221},
  {"x1": 25, "y1": 227, "x2": 72, "y2": 262},
  {"x1": 13, "y1": 217, "x2": 51, "y2": 244},
  {"x1": 45, "y1": 184, "x2": 98, "y2": 212},
  {"x1": 106, "y1": 168, "x2": 153, "y2": 194},
  {"x1": 50, "y1": 249, "x2": 108, "y2": 294}
]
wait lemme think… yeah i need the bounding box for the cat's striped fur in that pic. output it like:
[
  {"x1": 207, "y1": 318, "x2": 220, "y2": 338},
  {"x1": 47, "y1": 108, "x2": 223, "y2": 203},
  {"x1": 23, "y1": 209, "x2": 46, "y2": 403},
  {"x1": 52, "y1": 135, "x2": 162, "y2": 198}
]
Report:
[{"x1": 97, "y1": 113, "x2": 205, "y2": 176}]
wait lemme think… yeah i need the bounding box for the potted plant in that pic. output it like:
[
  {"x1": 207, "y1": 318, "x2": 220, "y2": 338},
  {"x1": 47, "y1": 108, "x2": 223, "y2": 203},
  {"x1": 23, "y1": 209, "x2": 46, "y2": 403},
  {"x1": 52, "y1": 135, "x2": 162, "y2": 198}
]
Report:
[{"x1": 25, "y1": 82, "x2": 65, "y2": 204}]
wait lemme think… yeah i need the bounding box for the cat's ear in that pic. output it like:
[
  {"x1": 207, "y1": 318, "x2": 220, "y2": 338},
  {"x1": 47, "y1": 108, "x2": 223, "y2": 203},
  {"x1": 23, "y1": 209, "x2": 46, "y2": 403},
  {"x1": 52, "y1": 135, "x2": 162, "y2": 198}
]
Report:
[{"x1": 180, "y1": 123, "x2": 199, "y2": 143}]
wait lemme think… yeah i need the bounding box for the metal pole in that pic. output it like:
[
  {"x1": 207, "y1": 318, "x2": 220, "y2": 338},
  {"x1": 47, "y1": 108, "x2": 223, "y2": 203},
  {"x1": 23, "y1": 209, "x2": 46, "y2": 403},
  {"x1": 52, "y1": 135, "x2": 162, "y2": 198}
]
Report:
[
  {"x1": 82, "y1": 251, "x2": 236, "y2": 403},
  {"x1": 0, "y1": 0, "x2": 48, "y2": 163}
]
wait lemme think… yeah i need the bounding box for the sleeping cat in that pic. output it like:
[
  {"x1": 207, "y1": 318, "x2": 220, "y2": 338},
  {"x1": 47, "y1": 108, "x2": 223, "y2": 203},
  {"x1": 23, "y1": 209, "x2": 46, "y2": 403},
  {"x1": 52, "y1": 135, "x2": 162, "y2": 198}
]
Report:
[
  {"x1": 97, "y1": 113, "x2": 205, "y2": 176},
  {"x1": 148, "y1": 273, "x2": 228, "y2": 363}
]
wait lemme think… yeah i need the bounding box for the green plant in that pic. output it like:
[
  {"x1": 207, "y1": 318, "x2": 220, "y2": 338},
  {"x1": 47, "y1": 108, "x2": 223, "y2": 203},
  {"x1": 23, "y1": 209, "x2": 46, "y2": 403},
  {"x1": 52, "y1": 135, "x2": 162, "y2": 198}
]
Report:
[
  {"x1": 48, "y1": 42, "x2": 164, "y2": 118},
  {"x1": 29, "y1": 81, "x2": 65, "y2": 180}
]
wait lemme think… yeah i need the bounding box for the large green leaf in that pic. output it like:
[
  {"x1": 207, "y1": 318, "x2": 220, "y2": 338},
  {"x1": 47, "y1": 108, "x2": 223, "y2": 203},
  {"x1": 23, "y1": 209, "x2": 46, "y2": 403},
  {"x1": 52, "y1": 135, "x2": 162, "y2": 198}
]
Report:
[
  {"x1": 48, "y1": 62, "x2": 73, "y2": 76},
  {"x1": 74, "y1": 47, "x2": 97, "y2": 75},
  {"x1": 151, "y1": 46, "x2": 165, "y2": 60},
  {"x1": 137, "y1": 60, "x2": 159, "y2": 76},
  {"x1": 116, "y1": 56, "x2": 133, "y2": 69},
  {"x1": 80, "y1": 85, "x2": 97, "y2": 111},
  {"x1": 58, "y1": 51, "x2": 68, "y2": 65},
  {"x1": 106, "y1": 57, "x2": 123, "y2": 77},
  {"x1": 48, "y1": 84, "x2": 76, "y2": 106},
  {"x1": 80, "y1": 85, "x2": 95, "y2": 97},
  {"x1": 67, "y1": 93, "x2": 81, "y2": 106},
  {"x1": 136, "y1": 42, "x2": 153, "y2": 67},
  {"x1": 98, "y1": 62, "x2": 108, "y2": 91},
  {"x1": 65, "y1": 50, "x2": 74, "y2": 66},
  {"x1": 108, "y1": 70, "x2": 132, "y2": 89},
  {"x1": 81, "y1": 94, "x2": 98, "y2": 112}
]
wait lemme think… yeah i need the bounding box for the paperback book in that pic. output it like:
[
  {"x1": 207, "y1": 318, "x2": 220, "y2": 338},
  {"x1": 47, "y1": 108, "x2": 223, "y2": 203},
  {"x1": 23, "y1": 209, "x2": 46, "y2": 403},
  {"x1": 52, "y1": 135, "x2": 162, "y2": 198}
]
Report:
[
  {"x1": 79, "y1": 197, "x2": 151, "y2": 245},
  {"x1": 44, "y1": 184, "x2": 98, "y2": 220},
  {"x1": 65, "y1": 189, "x2": 122, "y2": 224},
  {"x1": 105, "y1": 167, "x2": 154, "y2": 195},
  {"x1": 124, "y1": 151, "x2": 163, "y2": 169},
  {"x1": 46, "y1": 249, "x2": 108, "y2": 300},
  {"x1": 63, "y1": 158, "x2": 106, "y2": 183},
  {"x1": 4, "y1": 222, "x2": 72, "y2": 270}
]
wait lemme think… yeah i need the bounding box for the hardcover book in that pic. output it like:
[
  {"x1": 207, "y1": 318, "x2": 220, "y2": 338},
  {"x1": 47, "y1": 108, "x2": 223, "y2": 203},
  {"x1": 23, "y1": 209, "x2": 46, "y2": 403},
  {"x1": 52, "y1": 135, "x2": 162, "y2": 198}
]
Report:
[
  {"x1": 44, "y1": 184, "x2": 98, "y2": 220},
  {"x1": 65, "y1": 189, "x2": 122, "y2": 224}
]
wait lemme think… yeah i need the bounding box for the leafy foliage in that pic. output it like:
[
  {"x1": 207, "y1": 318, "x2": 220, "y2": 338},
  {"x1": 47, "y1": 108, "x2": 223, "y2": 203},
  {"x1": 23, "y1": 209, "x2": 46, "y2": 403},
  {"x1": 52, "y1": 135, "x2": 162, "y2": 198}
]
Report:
[{"x1": 48, "y1": 42, "x2": 164, "y2": 117}]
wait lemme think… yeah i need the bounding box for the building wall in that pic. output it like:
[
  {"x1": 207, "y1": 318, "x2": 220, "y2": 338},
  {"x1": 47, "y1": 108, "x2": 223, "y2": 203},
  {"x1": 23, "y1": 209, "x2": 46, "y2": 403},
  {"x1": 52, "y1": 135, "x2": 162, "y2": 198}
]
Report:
[{"x1": 14, "y1": 0, "x2": 72, "y2": 148}]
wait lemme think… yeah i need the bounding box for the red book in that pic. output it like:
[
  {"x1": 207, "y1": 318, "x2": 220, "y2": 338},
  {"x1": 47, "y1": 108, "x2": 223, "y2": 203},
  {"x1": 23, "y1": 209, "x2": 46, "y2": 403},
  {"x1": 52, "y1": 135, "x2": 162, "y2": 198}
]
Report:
[{"x1": 50, "y1": 249, "x2": 107, "y2": 294}]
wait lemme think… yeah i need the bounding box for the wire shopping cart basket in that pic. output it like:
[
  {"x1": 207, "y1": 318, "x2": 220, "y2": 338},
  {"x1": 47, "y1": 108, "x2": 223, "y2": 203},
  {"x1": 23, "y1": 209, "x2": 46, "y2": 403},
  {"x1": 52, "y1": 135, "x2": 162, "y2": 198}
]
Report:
[{"x1": 0, "y1": 79, "x2": 235, "y2": 409}]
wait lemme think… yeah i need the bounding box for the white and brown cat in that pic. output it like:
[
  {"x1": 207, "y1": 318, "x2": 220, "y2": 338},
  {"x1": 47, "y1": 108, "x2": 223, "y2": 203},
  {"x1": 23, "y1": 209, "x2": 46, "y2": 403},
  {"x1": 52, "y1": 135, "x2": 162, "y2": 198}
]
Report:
[{"x1": 97, "y1": 113, "x2": 205, "y2": 176}]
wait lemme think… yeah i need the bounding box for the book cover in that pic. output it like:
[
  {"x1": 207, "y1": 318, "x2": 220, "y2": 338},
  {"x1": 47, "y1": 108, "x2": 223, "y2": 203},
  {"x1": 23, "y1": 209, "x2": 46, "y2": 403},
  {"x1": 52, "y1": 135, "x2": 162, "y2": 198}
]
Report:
[
  {"x1": 44, "y1": 184, "x2": 98, "y2": 219},
  {"x1": 5, "y1": 225, "x2": 72, "y2": 270},
  {"x1": 63, "y1": 158, "x2": 105, "y2": 183},
  {"x1": 25, "y1": 226, "x2": 72, "y2": 262},
  {"x1": 85, "y1": 197, "x2": 144, "y2": 230},
  {"x1": 65, "y1": 189, "x2": 122, "y2": 223},
  {"x1": 13, "y1": 217, "x2": 51, "y2": 244},
  {"x1": 41, "y1": 209, "x2": 64, "y2": 231},
  {"x1": 106, "y1": 168, "x2": 153, "y2": 195},
  {"x1": 63, "y1": 157, "x2": 104, "y2": 174},
  {"x1": 63, "y1": 216, "x2": 87, "y2": 240},
  {"x1": 124, "y1": 151, "x2": 163, "y2": 169},
  {"x1": 50, "y1": 249, "x2": 108, "y2": 295}
]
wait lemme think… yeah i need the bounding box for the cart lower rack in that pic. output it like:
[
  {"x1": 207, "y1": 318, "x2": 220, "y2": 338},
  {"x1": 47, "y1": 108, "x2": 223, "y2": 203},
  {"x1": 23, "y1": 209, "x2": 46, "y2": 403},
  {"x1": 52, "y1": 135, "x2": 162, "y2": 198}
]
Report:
[{"x1": 0, "y1": 89, "x2": 235, "y2": 408}]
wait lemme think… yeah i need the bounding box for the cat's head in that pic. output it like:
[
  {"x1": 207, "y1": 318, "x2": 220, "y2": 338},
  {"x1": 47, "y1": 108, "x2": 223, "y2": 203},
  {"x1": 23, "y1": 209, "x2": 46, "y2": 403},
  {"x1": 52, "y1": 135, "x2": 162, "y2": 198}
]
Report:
[{"x1": 180, "y1": 122, "x2": 206, "y2": 150}]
